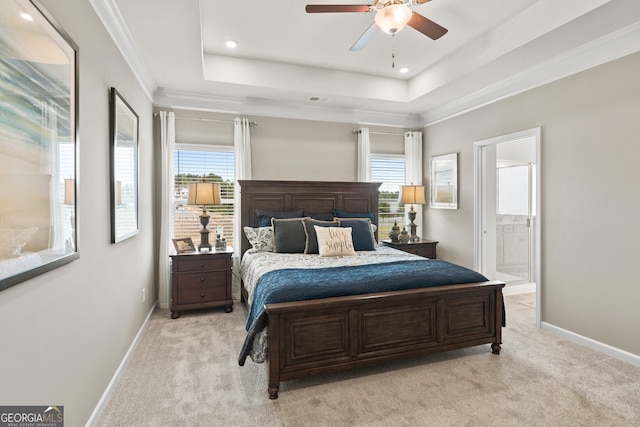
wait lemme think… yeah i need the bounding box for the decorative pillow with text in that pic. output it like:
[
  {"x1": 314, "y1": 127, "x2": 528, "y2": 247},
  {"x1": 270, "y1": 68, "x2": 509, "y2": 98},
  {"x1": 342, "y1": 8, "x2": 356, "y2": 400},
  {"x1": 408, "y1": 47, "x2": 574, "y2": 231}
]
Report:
[{"x1": 314, "y1": 226, "x2": 356, "y2": 257}]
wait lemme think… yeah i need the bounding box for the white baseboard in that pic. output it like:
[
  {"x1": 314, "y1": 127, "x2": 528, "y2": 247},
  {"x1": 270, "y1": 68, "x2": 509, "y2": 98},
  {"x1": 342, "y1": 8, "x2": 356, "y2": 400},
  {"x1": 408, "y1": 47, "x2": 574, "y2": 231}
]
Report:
[
  {"x1": 85, "y1": 303, "x2": 157, "y2": 426},
  {"x1": 541, "y1": 321, "x2": 640, "y2": 368}
]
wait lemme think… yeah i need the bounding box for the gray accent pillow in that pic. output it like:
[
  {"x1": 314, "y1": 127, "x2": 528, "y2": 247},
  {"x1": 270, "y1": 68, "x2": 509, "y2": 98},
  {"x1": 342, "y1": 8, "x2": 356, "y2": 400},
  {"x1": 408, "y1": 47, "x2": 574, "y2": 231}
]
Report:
[{"x1": 272, "y1": 217, "x2": 309, "y2": 253}]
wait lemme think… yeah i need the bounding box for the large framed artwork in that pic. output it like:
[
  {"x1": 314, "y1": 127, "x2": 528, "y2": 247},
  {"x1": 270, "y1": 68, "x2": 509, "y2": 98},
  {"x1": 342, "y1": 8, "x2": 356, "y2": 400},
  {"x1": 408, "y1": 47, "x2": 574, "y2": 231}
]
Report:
[
  {"x1": 109, "y1": 87, "x2": 139, "y2": 243},
  {"x1": 0, "y1": 0, "x2": 79, "y2": 291},
  {"x1": 430, "y1": 153, "x2": 458, "y2": 209}
]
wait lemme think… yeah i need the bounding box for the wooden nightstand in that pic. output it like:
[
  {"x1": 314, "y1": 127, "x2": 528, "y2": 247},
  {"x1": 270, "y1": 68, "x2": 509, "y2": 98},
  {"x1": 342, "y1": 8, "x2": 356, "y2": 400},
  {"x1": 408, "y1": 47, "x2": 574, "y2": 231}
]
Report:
[
  {"x1": 170, "y1": 249, "x2": 233, "y2": 319},
  {"x1": 382, "y1": 239, "x2": 438, "y2": 259}
]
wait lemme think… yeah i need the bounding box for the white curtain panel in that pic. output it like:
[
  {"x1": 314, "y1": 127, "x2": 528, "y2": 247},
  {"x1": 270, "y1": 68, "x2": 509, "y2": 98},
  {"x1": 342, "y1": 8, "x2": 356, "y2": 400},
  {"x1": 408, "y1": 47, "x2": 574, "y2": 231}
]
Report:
[
  {"x1": 404, "y1": 131, "x2": 424, "y2": 236},
  {"x1": 234, "y1": 117, "x2": 252, "y2": 260},
  {"x1": 357, "y1": 128, "x2": 371, "y2": 182},
  {"x1": 158, "y1": 111, "x2": 175, "y2": 309}
]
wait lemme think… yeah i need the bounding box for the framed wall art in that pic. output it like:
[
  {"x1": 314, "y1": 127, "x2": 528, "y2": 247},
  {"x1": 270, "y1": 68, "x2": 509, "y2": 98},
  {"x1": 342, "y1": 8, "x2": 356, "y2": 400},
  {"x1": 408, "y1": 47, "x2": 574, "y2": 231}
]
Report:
[
  {"x1": 109, "y1": 87, "x2": 139, "y2": 243},
  {"x1": 430, "y1": 152, "x2": 458, "y2": 209},
  {"x1": 0, "y1": 0, "x2": 79, "y2": 291}
]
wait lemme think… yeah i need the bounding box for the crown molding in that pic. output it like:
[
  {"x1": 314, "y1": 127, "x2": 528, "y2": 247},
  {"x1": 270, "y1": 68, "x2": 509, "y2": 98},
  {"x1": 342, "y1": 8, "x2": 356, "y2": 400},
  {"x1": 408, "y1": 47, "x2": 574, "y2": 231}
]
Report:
[
  {"x1": 420, "y1": 21, "x2": 640, "y2": 126},
  {"x1": 89, "y1": 0, "x2": 156, "y2": 101}
]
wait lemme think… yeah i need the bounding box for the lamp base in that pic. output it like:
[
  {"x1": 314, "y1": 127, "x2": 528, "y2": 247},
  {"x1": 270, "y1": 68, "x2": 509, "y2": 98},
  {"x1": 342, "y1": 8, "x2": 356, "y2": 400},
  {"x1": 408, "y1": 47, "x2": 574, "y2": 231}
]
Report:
[
  {"x1": 198, "y1": 231, "x2": 212, "y2": 251},
  {"x1": 407, "y1": 206, "x2": 420, "y2": 242},
  {"x1": 198, "y1": 209, "x2": 212, "y2": 251}
]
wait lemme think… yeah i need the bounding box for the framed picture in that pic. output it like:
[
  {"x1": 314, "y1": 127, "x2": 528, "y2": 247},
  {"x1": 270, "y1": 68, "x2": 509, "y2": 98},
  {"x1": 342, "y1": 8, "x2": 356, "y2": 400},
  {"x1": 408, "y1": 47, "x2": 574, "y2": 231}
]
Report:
[
  {"x1": 172, "y1": 238, "x2": 196, "y2": 254},
  {"x1": 109, "y1": 87, "x2": 139, "y2": 243},
  {"x1": 0, "y1": 0, "x2": 79, "y2": 291},
  {"x1": 430, "y1": 153, "x2": 458, "y2": 209}
]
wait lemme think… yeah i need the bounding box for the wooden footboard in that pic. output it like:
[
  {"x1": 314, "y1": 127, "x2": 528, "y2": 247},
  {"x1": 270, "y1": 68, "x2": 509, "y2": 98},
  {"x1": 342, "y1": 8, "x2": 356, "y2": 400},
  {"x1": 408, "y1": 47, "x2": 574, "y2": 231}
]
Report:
[{"x1": 265, "y1": 280, "x2": 504, "y2": 399}]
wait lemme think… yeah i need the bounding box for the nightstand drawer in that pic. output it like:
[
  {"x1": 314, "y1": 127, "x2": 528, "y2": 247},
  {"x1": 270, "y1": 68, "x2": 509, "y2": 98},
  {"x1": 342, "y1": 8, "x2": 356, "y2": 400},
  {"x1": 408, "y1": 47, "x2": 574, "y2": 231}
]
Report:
[
  {"x1": 176, "y1": 257, "x2": 229, "y2": 272},
  {"x1": 408, "y1": 246, "x2": 436, "y2": 258},
  {"x1": 381, "y1": 240, "x2": 438, "y2": 259},
  {"x1": 175, "y1": 272, "x2": 227, "y2": 305}
]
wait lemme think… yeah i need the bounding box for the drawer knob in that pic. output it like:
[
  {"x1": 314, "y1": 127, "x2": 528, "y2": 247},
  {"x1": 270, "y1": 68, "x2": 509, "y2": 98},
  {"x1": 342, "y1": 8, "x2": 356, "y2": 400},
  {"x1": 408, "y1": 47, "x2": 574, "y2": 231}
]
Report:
[
  {"x1": 200, "y1": 276, "x2": 205, "y2": 282},
  {"x1": 200, "y1": 263, "x2": 205, "y2": 268},
  {"x1": 200, "y1": 292, "x2": 205, "y2": 298}
]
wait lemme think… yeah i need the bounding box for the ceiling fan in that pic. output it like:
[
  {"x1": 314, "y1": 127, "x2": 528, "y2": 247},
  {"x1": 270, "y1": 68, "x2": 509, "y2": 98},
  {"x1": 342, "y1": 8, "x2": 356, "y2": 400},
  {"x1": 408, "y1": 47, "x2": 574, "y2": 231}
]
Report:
[{"x1": 305, "y1": 0, "x2": 448, "y2": 51}]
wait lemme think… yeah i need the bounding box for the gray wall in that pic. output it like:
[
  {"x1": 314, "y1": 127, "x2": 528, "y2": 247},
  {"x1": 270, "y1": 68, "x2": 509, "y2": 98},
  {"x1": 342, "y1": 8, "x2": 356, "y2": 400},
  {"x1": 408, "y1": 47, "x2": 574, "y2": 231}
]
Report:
[
  {"x1": 425, "y1": 51, "x2": 640, "y2": 356},
  {"x1": 161, "y1": 110, "x2": 407, "y2": 182},
  {"x1": 0, "y1": 1, "x2": 155, "y2": 425}
]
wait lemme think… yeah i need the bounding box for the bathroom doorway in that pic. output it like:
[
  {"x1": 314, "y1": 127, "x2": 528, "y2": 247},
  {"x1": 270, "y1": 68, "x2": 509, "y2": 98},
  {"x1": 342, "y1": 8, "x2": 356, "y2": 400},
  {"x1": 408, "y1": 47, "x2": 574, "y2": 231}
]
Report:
[{"x1": 474, "y1": 128, "x2": 541, "y2": 325}]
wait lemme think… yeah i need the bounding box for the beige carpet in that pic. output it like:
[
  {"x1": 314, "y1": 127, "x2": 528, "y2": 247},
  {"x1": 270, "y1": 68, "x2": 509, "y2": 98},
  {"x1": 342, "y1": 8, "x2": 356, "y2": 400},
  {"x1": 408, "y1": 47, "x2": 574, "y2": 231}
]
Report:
[{"x1": 93, "y1": 294, "x2": 640, "y2": 426}]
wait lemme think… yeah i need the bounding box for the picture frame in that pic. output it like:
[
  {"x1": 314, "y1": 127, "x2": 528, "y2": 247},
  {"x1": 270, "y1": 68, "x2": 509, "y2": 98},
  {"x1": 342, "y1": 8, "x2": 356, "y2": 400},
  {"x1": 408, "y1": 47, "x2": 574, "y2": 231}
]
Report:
[
  {"x1": 172, "y1": 238, "x2": 196, "y2": 254},
  {"x1": 109, "y1": 87, "x2": 139, "y2": 243},
  {"x1": 430, "y1": 153, "x2": 458, "y2": 209},
  {"x1": 0, "y1": 0, "x2": 79, "y2": 291}
]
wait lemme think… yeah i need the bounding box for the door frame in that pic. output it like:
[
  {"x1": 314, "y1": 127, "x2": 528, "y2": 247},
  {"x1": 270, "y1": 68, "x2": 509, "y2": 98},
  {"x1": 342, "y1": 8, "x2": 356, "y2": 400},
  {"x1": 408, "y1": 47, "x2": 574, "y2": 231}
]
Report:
[{"x1": 473, "y1": 127, "x2": 542, "y2": 326}]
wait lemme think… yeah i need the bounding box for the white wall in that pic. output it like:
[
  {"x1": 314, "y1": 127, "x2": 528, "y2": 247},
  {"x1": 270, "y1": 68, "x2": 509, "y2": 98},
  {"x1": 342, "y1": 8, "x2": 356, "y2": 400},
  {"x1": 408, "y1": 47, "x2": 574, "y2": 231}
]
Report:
[
  {"x1": 0, "y1": 1, "x2": 155, "y2": 425},
  {"x1": 424, "y1": 51, "x2": 640, "y2": 357}
]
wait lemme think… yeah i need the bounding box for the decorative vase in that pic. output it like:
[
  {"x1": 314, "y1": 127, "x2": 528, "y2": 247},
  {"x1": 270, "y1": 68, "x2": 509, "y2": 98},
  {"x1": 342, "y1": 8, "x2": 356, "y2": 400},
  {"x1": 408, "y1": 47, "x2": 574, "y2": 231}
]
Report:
[
  {"x1": 399, "y1": 226, "x2": 410, "y2": 244},
  {"x1": 388, "y1": 220, "x2": 400, "y2": 242}
]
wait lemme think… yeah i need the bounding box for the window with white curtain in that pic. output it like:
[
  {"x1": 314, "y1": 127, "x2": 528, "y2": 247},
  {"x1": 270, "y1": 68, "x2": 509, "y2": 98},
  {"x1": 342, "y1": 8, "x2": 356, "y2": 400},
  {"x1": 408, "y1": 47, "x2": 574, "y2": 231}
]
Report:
[
  {"x1": 371, "y1": 154, "x2": 406, "y2": 238},
  {"x1": 173, "y1": 145, "x2": 235, "y2": 245}
]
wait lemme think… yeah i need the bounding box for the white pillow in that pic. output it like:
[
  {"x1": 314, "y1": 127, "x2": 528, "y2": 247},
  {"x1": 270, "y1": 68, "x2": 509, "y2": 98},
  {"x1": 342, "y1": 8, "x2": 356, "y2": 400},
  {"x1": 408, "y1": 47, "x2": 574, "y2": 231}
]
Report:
[
  {"x1": 243, "y1": 226, "x2": 274, "y2": 252},
  {"x1": 314, "y1": 226, "x2": 356, "y2": 257}
]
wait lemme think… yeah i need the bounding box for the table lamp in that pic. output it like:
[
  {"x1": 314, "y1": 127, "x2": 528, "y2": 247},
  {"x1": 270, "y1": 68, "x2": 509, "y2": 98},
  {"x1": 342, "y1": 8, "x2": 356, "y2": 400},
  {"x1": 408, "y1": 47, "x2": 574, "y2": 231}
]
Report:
[
  {"x1": 399, "y1": 184, "x2": 426, "y2": 242},
  {"x1": 187, "y1": 182, "x2": 221, "y2": 251}
]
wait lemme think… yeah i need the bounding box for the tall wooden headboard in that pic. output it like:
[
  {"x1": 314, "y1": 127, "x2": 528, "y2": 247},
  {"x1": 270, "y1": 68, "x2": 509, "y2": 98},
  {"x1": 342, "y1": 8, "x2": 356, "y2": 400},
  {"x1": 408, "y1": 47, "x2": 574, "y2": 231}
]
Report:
[{"x1": 238, "y1": 180, "x2": 381, "y2": 256}]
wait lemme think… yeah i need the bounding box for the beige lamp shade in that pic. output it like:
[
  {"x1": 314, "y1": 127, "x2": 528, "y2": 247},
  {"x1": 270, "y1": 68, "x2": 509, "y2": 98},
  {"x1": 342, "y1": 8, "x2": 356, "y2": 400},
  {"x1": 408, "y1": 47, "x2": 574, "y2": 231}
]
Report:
[
  {"x1": 400, "y1": 185, "x2": 427, "y2": 205},
  {"x1": 187, "y1": 182, "x2": 221, "y2": 206},
  {"x1": 64, "y1": 179, "x2": 75, "y2": 205}
]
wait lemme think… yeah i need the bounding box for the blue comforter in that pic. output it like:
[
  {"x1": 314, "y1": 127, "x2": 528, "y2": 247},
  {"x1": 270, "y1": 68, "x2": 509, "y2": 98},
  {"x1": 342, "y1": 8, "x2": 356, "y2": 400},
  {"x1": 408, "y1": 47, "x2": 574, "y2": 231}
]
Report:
[{"x1": 238, "y1": 258, "x2": 489, "y2": 365}]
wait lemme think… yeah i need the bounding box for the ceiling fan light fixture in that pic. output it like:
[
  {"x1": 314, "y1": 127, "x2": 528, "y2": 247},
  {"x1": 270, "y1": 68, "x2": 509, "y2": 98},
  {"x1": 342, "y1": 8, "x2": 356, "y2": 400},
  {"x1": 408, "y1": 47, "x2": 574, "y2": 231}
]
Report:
[{"x1": 375, "y1": 3, "x2": 412, "y2": 35}]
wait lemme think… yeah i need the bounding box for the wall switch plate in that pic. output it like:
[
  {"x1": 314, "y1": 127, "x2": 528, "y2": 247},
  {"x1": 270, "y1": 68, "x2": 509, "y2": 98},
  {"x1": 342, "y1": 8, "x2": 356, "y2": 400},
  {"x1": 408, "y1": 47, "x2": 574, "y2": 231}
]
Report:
[{"x1": 142, "y1": 288, "x2": 146, "y2": 303}]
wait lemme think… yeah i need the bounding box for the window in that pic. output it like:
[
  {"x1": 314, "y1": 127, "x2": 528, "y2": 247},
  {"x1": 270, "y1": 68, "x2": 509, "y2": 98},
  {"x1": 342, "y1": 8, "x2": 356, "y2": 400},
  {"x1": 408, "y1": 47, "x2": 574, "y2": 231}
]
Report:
[
  {"x1": 371, "y1": 155, "x2": 406, "y2": 238},
  {"x1": 173, "y1": 145, "x2": 235, "y2": 246}
]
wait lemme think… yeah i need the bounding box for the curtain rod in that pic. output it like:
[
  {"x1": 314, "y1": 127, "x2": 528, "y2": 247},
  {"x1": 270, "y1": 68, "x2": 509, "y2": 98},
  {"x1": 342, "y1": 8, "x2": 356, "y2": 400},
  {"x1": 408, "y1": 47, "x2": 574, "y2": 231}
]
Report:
[
  {"x1": 153, "y1": 113, "x2": 257, "y2": 126},
  {"x1": 352, "y1": 129, "x2": 405, "y2": 136}
]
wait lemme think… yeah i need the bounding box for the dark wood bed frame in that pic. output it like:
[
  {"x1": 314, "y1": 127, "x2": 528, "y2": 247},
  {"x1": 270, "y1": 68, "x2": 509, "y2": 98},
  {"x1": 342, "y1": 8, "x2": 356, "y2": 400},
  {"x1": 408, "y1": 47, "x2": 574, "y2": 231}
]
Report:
[{"x1": 239, "y1": 180, "x2": 505, "y2": 399}]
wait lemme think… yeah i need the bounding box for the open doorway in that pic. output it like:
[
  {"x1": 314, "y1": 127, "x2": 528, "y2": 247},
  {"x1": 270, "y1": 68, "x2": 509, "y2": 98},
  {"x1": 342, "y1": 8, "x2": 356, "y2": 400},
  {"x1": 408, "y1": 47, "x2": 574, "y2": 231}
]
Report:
[
  {"x1": 496, "y1": 159, "x2": 535, "y2": 289},
  {"x1": 474, "y1": 128, "x2": 541, "y2": 326}
]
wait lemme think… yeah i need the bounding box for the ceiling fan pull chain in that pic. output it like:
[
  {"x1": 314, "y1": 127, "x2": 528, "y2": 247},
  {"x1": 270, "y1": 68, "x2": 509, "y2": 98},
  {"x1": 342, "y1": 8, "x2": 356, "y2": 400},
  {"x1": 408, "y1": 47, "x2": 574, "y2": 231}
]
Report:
[{"x1": 391, "y1": 34, "x2": 396, "y2": 69}]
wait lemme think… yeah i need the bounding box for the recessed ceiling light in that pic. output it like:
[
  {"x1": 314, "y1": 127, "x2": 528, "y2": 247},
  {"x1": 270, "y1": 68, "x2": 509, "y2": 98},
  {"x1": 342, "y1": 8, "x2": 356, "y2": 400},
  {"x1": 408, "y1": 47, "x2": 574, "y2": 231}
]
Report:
[
  {"x1": 225, "y1": 40, "x2": 238, "y2": 49},
  {"x1": 20, "y1": 12, "x2": 33, "y2": 21},
  {"x1": 398, "y1": 67, "x2": 410, "y2": 74}
]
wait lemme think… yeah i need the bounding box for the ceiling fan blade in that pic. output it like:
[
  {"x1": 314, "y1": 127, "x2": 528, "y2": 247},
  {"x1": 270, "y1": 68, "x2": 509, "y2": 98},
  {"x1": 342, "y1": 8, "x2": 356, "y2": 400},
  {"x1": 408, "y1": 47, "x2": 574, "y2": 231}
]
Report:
[
  {"x1": 407, "y1": 12, "x2": 448, "y2": 40},
  {"x1": 305, "y1": 5, "x2": 371, "y2": 13},
  {"x1": 350, "y1": 22, "x2": 379, "y2": 51}
]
